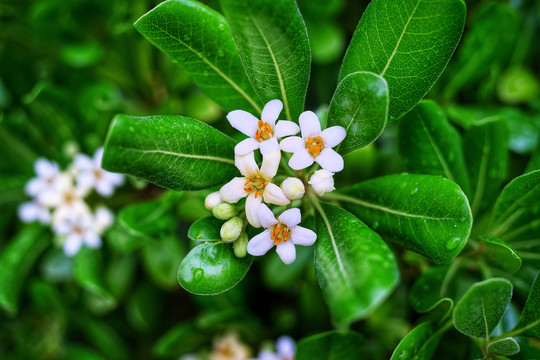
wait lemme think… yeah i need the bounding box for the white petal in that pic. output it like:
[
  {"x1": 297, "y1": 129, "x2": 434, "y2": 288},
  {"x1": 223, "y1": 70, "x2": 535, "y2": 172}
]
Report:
[
  {"x1": 278, "y1": 208, "x2": 301, "y2": 227},
  {"x1": 74, "y1": 154, "x2": 93, "y2": 171},
  {"x1": 245, "y1": 193, "x2": 263, "y2": 228},
  {"x1": 37, "y1": 207, "x2": 51, "y2": 225},
  {"x1": 315, "y1": 148, "x2": 344, "y2": 172},
  {"x1": 276, "y1": 241, "x2": 296, "y2": 264},
  {"x1": 288, "y1": 148, "x2": 314, "y2": 170},
  {"x1": 204, "y1": 191, "x2": 222, "y2": 210},
  {"x1": 96, "y1": 181, "x2": 114, "y2": 197},
  {"x1": 280, "y1": 136, "x2": 304, "y2": 153},
  {"x1": 93, "y1": 147, "x2": 105, "y2": 165},
  {"x1": 257, "y1": 203, "x2": 278, "y2": 229},
  {"x1": 259, "y1": 137, "x2": 280, "y2": 155},
  {"x1": 94, "y1": 207, "x2": 114, "y2": 234},
  {"x1": 260, "y1": 151, "x2": 280, "y2": 179},
  {"x1": 261, "y1": 99, "x2": 283, "y2": 126},
  {"x1": 25, "y1": 178, "x2": 43, "y2": 197},
  {"x1": 290, "y1": 226, "x2": 316, "y2": 246},
  {"x1": 299, "y1": 111, "x2": 321, "y2": 138},
  {"x1": 274, "y1": 120, "x2": 300, "y2": 138},
  {"x1": 84, "y1": 231, "x2": 102, "y2": 248},
  {"x1": 18, "y1": 202, "x2": 38, "y2": 223},
  {"x1": 321, "y1": 126, "x2": 347, "y2": 148},
  {"x1": 276, "y1": 336, "x2": 296, "y2": 358},
  {"x1": 235, "y1": 138, "x2": 260, "y2": 155},
  {"x1": 235, "y1": 152, "x2": 259, "y2": 177},
  {"x1": 227, "y1": 110, "x2": 259, "y2": 137},
  {"x1": 63, "y1": 235, "x2": 83, "y2": 257},
  {"x1": 35, "y1": 158, "x2": 58, "y2": 178},
  {"x1": 263, "y1": 183, "x2": 290, "y2": 205},
  {"x1": 219, "y1": 177, "x2": 248, "y2": 203},
  {"x1": 106, "y1": 172, "x2": 125, "y2": 186},
  {"x1": 247, "y1": 229, "x2": 274, "y2": 256}
]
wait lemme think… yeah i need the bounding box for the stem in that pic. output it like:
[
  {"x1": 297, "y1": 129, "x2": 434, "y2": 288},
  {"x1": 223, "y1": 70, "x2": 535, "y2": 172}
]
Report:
[{"x1": 491, "y1": 318, "x2": 540, "y2": 341}]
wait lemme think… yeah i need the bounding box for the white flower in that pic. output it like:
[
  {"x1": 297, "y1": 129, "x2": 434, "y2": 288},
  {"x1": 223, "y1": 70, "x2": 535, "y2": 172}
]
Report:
[
  {"x1": 54, "y1": 212, "x2": 101, "y2": 256},
  {"x1": 280, "y1": 111, "x2": 346, "y2": 172},
  {"x1": 205, "y1": 191, "x2": 222, "y2": 210},
  {"x1": 18, "y1": 201, "x2": 51, "y2": 225},
  {"x1": 25, "y1": 158, "x2": 62, "y2": 207},
  {"x1": 74, "y1": 147, "x2": 124, "y2": 197},
  {"x1": 308, "y1": 169, "x2": 335, "y2": 196},
  {"x1": 93, "y1": 206, "x2": 114, "y2": 235},
  {"x1": 252, "y1": 336, "x2": 296, "y2": 360},
  {"x1": 210, "y1": 332, "x2": 251, "y2": 360},
  {"x1": 280, "y1": 177, "x2": 305, "y2": 200},
  {"x1": 227, "y1": 99, "x2": 300, "y2": 156},
  {"x1": 50, "y1": 173, "x2": 91, "y2": 224},
  {"x1": 247, "y1": 204, "x2": 316, "y2": 264},
  {"x1": 220, "y1": 152, "x2": 289, "y2": 227}
]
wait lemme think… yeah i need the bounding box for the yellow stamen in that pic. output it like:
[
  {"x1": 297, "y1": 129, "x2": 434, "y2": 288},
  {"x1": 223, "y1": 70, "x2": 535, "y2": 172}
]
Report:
[
  {"x1": 271, "y1": 223, "x2": 290, "y2": 246},
  {"x1": 305, "y1": 136, "x2": 324, "y2": 157},
  {"x1": 244, "y1": 174, "x2": 267, "y2": 195},
  {"x1": 255, "y1": 120, "x2": 274, "y2": 141}
]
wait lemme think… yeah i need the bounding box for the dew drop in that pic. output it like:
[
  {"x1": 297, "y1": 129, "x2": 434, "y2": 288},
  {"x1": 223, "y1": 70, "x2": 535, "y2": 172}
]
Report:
[
  {"x1": 300, "y1": 56, "x2": 306, "y2": 62},
  {"x1": 400, "y1": 183, "x2": 407, "y2": 189},
  {"x1": 218, "y1": 23, "x2": 226, "y2": 32},
  {"x1": 183, "y1": 35, "x2": 190, "y2": 41},
  {"x1": 193, "y1": 268, "x2": 204, "y2": 281},
  {"x1": 445, "y1": 237, "x2": 461, "y2": 250},
  {"x1": 186, "y1": 134, "x2": 192, "y2": 142},
  {"x1": 410, "y1": 187, "x2": 419, "y2": 195},
  {"x1": 372, "y1": 221, "x2": 379, "y2": 229},
  {"x1": 399, "y1": 350, "x2": 408, "y2": 359},
  {"x1": 459, "y1": 216, "x2": 467, "y2": 223},
  {"x1": 218, "y1": 50, "x2": 225, "y2": 58}
]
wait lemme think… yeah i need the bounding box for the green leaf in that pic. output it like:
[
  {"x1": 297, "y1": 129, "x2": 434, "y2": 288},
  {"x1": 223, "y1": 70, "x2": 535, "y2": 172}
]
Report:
[
  {"x1": 464, "y1": 119, "x2": 508, "y2": 217},
  {"x1": 313, "y1": 203, "x2": 399, "y2": 327},
  {"x1": 177, "y1": 242, "x2": 252, "y2": 295},
  {"x1": 399, "y1": 100, "x2": 470, "y2": 196},
  {"x1": 103, "y1": 114, "x2": 237, "y2": 191},
  {"x1": 74, "y1": 315, "x2": 129, "y2": 360},
  {"x1": 119, "y1": 200, "x2": 176, "y2": 238},
  {"x1": 526, "y1": 141, "x2": 540, "y2": 173},
  {"x1": 339, "y1": 0, "x2": 466, "y2": 122},
  {"x1": 390, "y1": 321, "x2": 451, "y2": 360},
  {"x1": 153, "y1": 322, "x2": 207, "y2": 357},
  {"x1": 333, "y1": 174, "x2": 472, "y2": 264},
  {"x1": 73, "y1": 247, "x2": 116, "y2": 307},
  {"x1": 262, "y1": 245, "x2": 312, "y2": 290},
  {"x1": 489, "y1": 170, "x2": 540, "y2": 240},
  {"x1": 453, "y1": 278, "x2": 513, "y2": 339},
  {"x1": 220, "y1": 0, "x2": 310, "y2": 121},
  {"x1": 142, "y1": 235, "x2": 185, "y2": 289},
  {"x1": 514, "y1": 270, "x2": 540, "y2": 338},
  {"x1": 487, "y1": 338, "x2": 520, "y2": 356},
  {"x1": 188, "y1": 216, "x2": 224, "y2": 242},
  {"x1": 327, "y1": 71, "x2": 388, "y2": 155},
  {"x1": 409, "y1": 264, "x2": 458, "y2": 315},
  {"x1": 134, "y1": 0, "x2": 262, "y2": 113},
  {"x1": 479, "y1": 235, "x2": 522, "y2": 274},
  {"x1": 296, "y1": 331, "x2": 364, "y2": 360}
]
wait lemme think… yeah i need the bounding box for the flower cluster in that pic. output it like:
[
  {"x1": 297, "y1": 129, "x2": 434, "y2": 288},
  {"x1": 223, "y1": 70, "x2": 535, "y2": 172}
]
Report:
[
  {"x1": 18, "y1": 148, "x2": 124, "y2": 256},
  {"x1": 205, "y1": 100, "x2": 346, "y2": 264}
]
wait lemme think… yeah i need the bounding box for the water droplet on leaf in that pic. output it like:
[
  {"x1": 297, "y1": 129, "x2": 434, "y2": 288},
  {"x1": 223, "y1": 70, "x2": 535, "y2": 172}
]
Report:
[
  {"x1": 410, "y1": 188, "x2": 418, "y2": 195},
  {"x1": 445, "y1": 237, "x2": 461, "y2": 250},
  {"x1": 193, "y1": 268, "x2": 204, "y2": 281},
  {"x1": 218, "y1": 23, "x2": 226, "y2": 32},
  {"x1": 186, "y1": 134, "x2": 192, "y2": 142},
  {"x1": 372, "y1": 221, "x2": 379, "y2": 229},
  {"x1": 218, "y1": 50, "x2": 225, "y2": 58}
]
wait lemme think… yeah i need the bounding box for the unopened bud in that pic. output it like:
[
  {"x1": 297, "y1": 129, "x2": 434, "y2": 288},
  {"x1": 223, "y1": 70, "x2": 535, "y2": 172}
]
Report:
[
  {"x1": 204, "y1": 191, "x2": 222, "y2": 210},
  {"x1": 281, "y1": 177, "x2": 305, "y2": 200},
  {"x1": 212, "y1": 202, "x2": 237, "y2": 220},
  {"x1": 220, "y1": 217, "x2": 243, "y2": 242},
  {"x1": 308, "y1": 169, "x2": 335, "y2": 196},
  {"x1": 233, "y1": 232, "x2": 249, "y2": 258}
]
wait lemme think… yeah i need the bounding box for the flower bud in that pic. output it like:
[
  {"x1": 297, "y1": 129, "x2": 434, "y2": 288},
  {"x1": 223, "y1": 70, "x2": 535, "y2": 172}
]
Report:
[
  {"x1": 308, "y1": 169, "x2": 335, "y2": 196},
  {"x1": 220, "y1": 217, "x2": 243, "y2": 242},
  {"x1": 204, "y1": 191, "x2": 222, "y2": 210},
  {"x1": 281, "y1": 177, "x2": 305, "y2": 200},
  {"x1": 212, "y1": 202, "x2": 237, "y2": 220},
  {"x1": 233, "y1": 232, "x2": 249, "y2": 258}
]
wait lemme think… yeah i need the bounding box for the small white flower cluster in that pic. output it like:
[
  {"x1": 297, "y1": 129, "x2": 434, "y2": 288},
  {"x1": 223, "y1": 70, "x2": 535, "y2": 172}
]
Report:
[
  {"x1": 18, "y1": 148, "x2": 124, "y2": 256},
  {"x1": 205, "y1": 100, "x2": 346, "y2": 264}
]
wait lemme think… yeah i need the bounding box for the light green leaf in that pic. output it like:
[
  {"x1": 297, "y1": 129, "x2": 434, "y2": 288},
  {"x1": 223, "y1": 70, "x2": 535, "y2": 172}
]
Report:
[
  {"x1": 220, "y1": 0, "x2": 310, "y2": 121},
  {"x1": 313, "y1": 203, "x2": 399, "y2": 327},
  {"x1": 409, "y1": 264, "x2": 458, "y2": 315},
  {"x1": 453, "y1": 278, "x2": 513, "y2": 339},
  {"x1": 188, "y1": 216, "x2": 224, "y2": 242},
  {"x1": 134, "y1": 0, "x2": 262, "y2": 113},
  {"x1": 102, "y1": 114, "x2": 237, "y2": 191},
  {"x1": 177, "y1": 242, "x2": 252, "y2": 295},
  {"x1": 479, "y1": 235, "x2": 522, "y2": 274},
  {"x1": 390, "y1": 321, "x2": 451, "y2": 360},
  {"x1": 296, "y1": 331, "x2": 364, "y2": 360},
  {"x1": 487, "y1": 338, "x2": 520, "y2": 356},
  {"x1": 339, "y1": 0, "x2": 465, "y2": 122},
  {"x1": 331, "y1": 174, "x2": 472, "y2": 264},
  {"x1": 327, "y1": 71, "x2": 388, "y2": 155},
  {"x1": 514, "y1": 270, "x2": 540, "y2": 338},
  {"x1": 399, "y1": 100, "x2": 470, "y2": 196}
]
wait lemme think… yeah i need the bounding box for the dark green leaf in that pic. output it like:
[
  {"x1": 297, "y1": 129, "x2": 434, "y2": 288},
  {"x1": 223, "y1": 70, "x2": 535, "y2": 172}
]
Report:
[
  {"x1": 134, "y1": 0, "x2": 262, "y2": 113},
  {"x1": 142, "y1": 235, "x2": 185, "y2": 289},
  {"x1": 479, "y1": 235, "x2": 522, "y2": 274},
  {"x1": 327, "y1": 71, "x2": 388, "y2": 155},
  {"x1": 314, "y1": 203, "x2": 399, "y2": 327},
  {"x1": 409, "y1": 265, "x2": 458, "y2": 315},
  {"x1": 514, "y1": 270, "x2": 540, "y2": 338},
  {"x1": 399, "y1": 100, "x2": 470, "y2": 196},
  {"x1": 296, "y1": 331, "x2": 364, "y2": 360},
  {"x1": 221, "y1": 0, "x2": 310, "y2": 121},
  {"x1": 188, "y1": 216, "x2": 224, "y2": 242},
  {"x1": 73, "y1": 247, "x2": 116, "y2": 307},
  {"x1": 126, "y1": 282, "x2": 162, "y2": 332},
  {"x1": 262, "y1": 245, "x2": 312, "y2": 290},
  {"x1": 153, "y1": 322, "x2": 207, "y2": 357},
  {"x1": 103, "y1": 114, "x2": 237, "y2": 191},
  {"x1": 526, "y1": 141, "x2": 540, "y2": 173},
  {"x1": 333, "y1": 174, "x2": 472, "y2": 264},
  {"x1": 104, "y1": 254, "x2": 136, "y2": 301},
  {"x1": 453, "y1": 278, "x2": 513, "y2": 339},
  {"x1": 487, "y1": 338, "x2": 520, "y2": 356},
  {"x1": 177, "y1": 242, "x2": 252, "y2": 295},
  {"x1": 74, "y1": 316, "x2": 129, "y2": 360},
  {"x1": 106, "y1": 224, "x2": 146, "y2": 253},
  {"x1": 339, "y1": 0, "x2": 465, "y2": 121},
  {"x1": 390, "y1": 321, "x2": 451, "y2": 360},
  {"x1": 119, "y1": 199, "x2": 176, "y2": 238}
]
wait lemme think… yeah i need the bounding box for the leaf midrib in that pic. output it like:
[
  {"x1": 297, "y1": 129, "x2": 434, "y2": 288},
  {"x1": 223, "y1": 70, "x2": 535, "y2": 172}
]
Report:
[
  {"x1": 418, "y1": 112, "x2": 455, "y2": 182},
  {"x1": 493, "y1": 180, "x2": 540, "y2": 226},
  {"x1": 116, "y1": 147, "x2": 235, "y2": 165},
  {"x1": 471, "y1": 130, "x2": 490, "y2": 217}
]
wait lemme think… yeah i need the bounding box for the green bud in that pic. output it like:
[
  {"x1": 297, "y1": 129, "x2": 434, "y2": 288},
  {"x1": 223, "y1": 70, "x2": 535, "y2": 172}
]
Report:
[
  {"x1": 233, "y1": 233, "x2": 249, "y2": 258},
  {"x1": 212, "y1": 202, "x2": 237, "y2": 220},
  {"x1": 220, "y1": 217, "x2": 243, "y2": 242}
]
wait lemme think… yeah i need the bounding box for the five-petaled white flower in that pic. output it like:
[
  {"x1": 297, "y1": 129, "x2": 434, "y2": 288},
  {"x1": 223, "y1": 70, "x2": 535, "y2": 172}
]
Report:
[
  {"x1": 74, "y1": 147, "x2": 125, "y2": 197},
  {"x1": 25, "y1": 158, "x2": 62, "y2": 207},
  {"x1": 49, "y1": 174, "x2": 91, "y2": 224},
  {"x1": 280, "y1": 111, "x2": 346, "y2": 172},
  {"x1": 227, "y1": 99, "x2": 300, "y2": 156},
  {"x1": 220, "y1": 151, "x2": 289, "y2": 227},
  {"x1": 54, "y1": 212, "x2": 102, "y2": 256},
  {"x1": 247, "y1": 204, "x2": 316, "y2": 264}
]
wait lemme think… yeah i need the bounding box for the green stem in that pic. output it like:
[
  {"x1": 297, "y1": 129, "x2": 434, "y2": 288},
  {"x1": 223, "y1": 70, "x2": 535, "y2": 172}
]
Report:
[{"x1": 491, "y1": 318, "x2": 540, "y2": 341}]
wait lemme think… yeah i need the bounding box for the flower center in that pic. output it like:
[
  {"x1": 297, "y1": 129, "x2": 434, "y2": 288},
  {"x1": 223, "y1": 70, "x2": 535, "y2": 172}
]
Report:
[
  {"x1": 64, "y1": 191, "x2": 75, "y2": 205},
  {"x1": 271, "y1": 223, "x2": 290, "y2": 246},
  {"x1": 255, "y1": 120, "x2": 273, "y2": 141},
  {"x1": 73, "y1": 225, "x2": 84, "y2": 235},
  {"x1": 93, "y1": 169, "x2": 103, "y2": 180},
  {"x1": 244, "y1": 175, "x2": 267, "y2": 198},
  {"x1": 305, "y1": 136, "x2": 324, "y2": 157}
]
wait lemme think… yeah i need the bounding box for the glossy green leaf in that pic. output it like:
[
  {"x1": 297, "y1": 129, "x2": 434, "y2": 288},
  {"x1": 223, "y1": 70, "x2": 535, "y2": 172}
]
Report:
[
  {"x1": 479, "y1": 235, "x2": 522, "y2": 274},
  {"x1": 399, "y1": 100, "x2": 470, "y2": 196},
  {"x1": 220, "y1": 0, "x2": 310, "y2": 121},
  {"x1": 103, "y1": 114, "x2": 237, "y2": 191},
  {"x1": 339, "y1": 0, "x2": 465, "y2": 122},
  {"x1": 314, "y1": 203, "x2": 399, "y2": 327},
  {"x1": 514, "y1": 270, "x2": 540, "y2": 338},
  {"x1": 106, "y1": 224, "x2": 146, "y2": 253},
  {"x1": 327, "y1": 71, "x2": 388, "y2": 155},
  {"x1": 177, "y1": 242, "x2": 252, "y2": 295},
  {"x1": 487, "y1": 338, "x2": 520, "y2": 356},
  {"x1": 333, "y1": 174, "x2": 472, "y2": 264},
  {"x1": 262, "y1": 245, "x2": 312, "y2": 290},
  {"x1": 142, "y1": 236, "x2": 185, "y2": 289},
  {"x1": 134, "y1": 0, "x2": 262, "y2": 113},
  {"x1": 153, "y1": 322, "x2": 206, "y2": 357},
  {"x1": 390, "y1": 321, "x2": 451, "y2": 360},
  {"x1": 464, "y1": 119, "x2": 508, "y2": 217},
  {"x1": 73, "y1": 247, "x2": 116, "y2": 307},
  {"x1": 409, "y1": 265, "x2": 457, "y2": 315},
  {"x1": 296, "y1": 331, "x2": 364, "y2": 360},
  {"x1": 188, "y1": 216, "x2": 224, "y2": 242},
  {"x1": 453, "y1": 278, "x2": 513, "y2": 338},
  {"x1": 119, "y1": 200, "x2": 176, "y2": 238}
]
